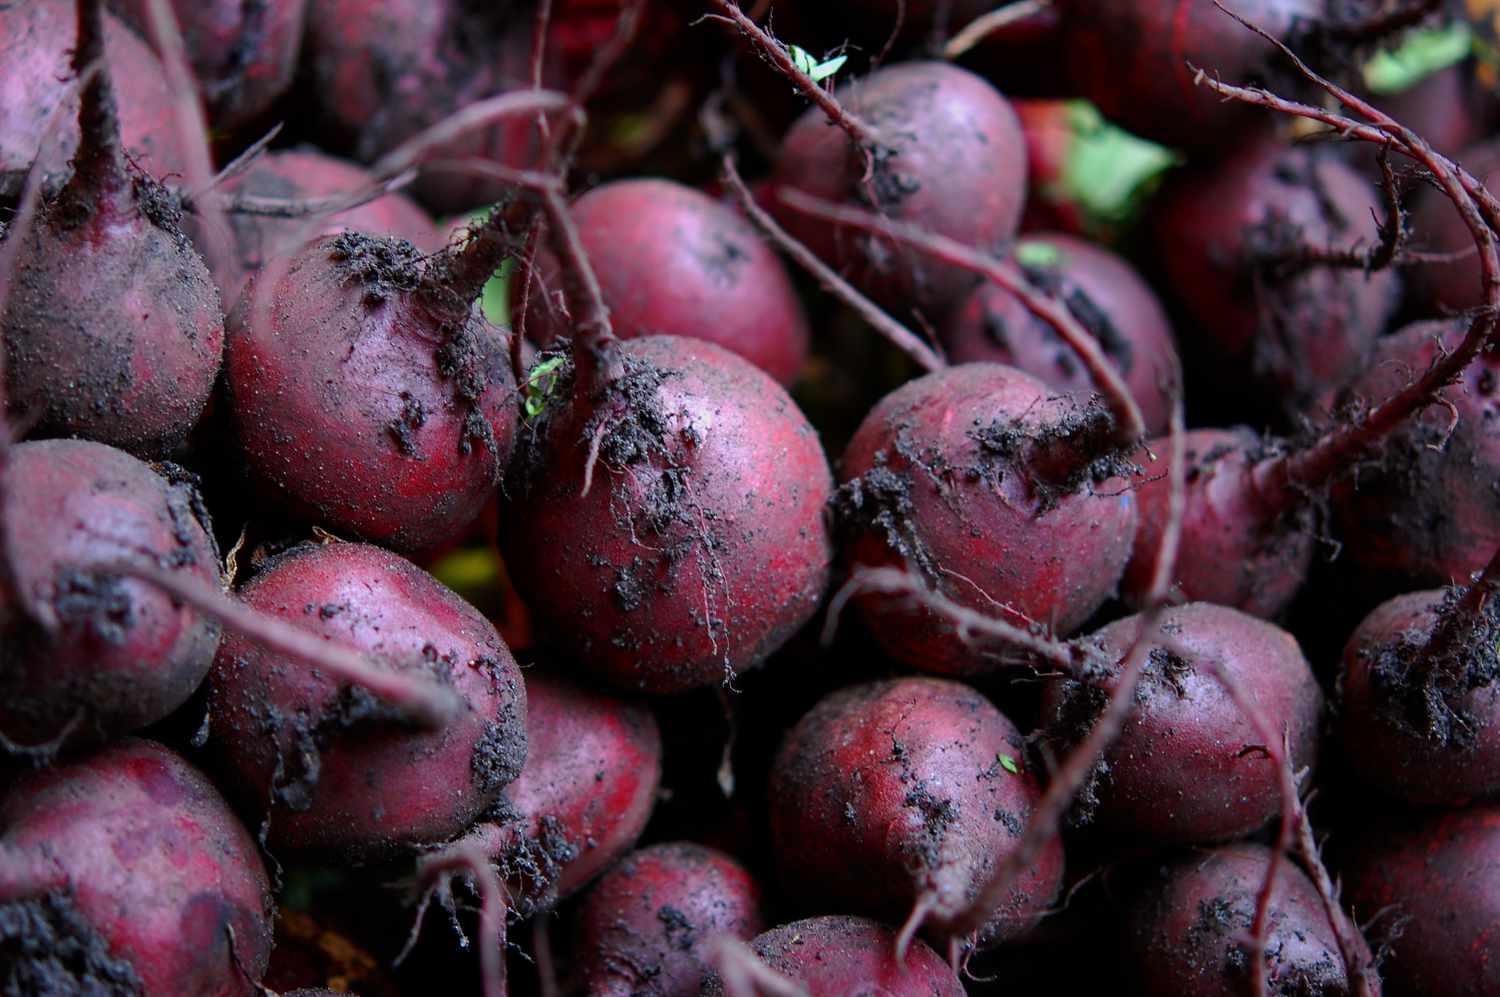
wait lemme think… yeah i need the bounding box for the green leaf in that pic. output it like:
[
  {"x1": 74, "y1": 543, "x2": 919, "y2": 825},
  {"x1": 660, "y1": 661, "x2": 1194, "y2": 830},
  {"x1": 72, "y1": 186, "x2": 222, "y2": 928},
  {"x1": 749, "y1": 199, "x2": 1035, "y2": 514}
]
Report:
[
  {"x1": 1362, "y1": 22, "x2": 1474, "y2": 95},
  {"x1": 429, "y1": 547, "x2": 500, "y2": 596},
  {"x1": 788, "y1": 44, "x2": 846, "y2": 83},
  {"x1": 998, "y1": 753, "x2": 1020, "y2": 775},
  {"x1": 1048, "y1": 100, "x2": 1180, "y2": 240},
  {"x1": 523, "y1": 355, "x2": 567, "y2": 420},
  {"x1": 789, "y1": 44, "x2": 818, "y2": 75},
  {"x1": 1015, "y1": 240, "x2": 1063, "y2": 269}
]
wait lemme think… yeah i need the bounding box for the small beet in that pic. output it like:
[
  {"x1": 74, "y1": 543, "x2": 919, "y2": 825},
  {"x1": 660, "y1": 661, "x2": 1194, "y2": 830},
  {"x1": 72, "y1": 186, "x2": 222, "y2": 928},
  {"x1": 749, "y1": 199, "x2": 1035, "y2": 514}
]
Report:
[
  {"x1": 0, "y1": 439, "x2": 220, "y2": 752},
  {"x1": 1123, "y1": 843, "x2": 1372, "y2": 996},
  {"x1": 514, "y1": 178, "x2": 811, "y2": 385},
  {"x1": 1040, "y1": 603, "x2": 1323, "y2": 845},
  {"x1": 571, "y1": 842, "x2": 766, "y2": 997},
  {"x1": 207, "y1": 541, "x2": 528, "y2": 858},
  {"x1": 943, "y1": 233, "x2": 1180, "y2": 434},
  {"x1": 769, "y1": 677, "x2": 1063, "y2": 949},
  {"x1": 0, "y1": 739, "x2": 274, "y2": 996}
]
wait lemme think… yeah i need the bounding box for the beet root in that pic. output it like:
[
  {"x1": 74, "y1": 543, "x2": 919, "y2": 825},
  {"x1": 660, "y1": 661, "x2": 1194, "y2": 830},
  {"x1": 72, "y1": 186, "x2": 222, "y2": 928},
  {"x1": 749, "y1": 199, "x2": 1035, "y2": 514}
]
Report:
[
  {"x1": 224, "y1": 229, "x2": 518, "y2": 554},
  {"x1": 770, "y1": 60, "x2": 1026, "y2": 312},
  {"x1": 502, "y1": 336, "x2": 833, "y2": 694},
  {"x1": 0, "y1": 739, "x2": 273, "y2": 996},
  {"x1": 514, "y1": 178, "x2": 811, "y2": 385},
  {"x1": 571, "y1": 842, "x2": 766, "y2": 997},
  {"x1": 943, "y1": 232, "x2": 1180, "y2": 434},
  {"x1": 0, "y1": 439, "x2": 220, "y2": 751},
  {"x1": 207, "y1": 541, "x2": 528, "y2": 858},
  {"x1": 835, "y1": 363, "x2": 1139, "y2": 675},
  {"x1": 1123, "y1": 843, "x2": 1372, "y2": 997},
  {"x1": 769, "y1": 677, "x2": 1063, "y2": 949},
  {"x1": 703, "y1": 916, "x2": 964, "y2": 996},
  {"x1": 1041, "y1": 603, "x2": 1323, "y2": 845}
]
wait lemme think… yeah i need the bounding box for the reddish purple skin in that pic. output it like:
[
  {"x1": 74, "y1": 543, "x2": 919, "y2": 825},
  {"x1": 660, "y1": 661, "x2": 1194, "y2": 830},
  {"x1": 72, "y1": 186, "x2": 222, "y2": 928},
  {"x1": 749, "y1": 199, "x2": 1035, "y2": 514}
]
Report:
[
  {"x1": 770, "y1": 60, "x2": 1027, "y2": 312},
  {"x1": 1340, "y1": 807, "x2": 1500, "y2": 996},
  {"x1": 704, "y1": 916, "x2": 965, "y2": 996},
  {"x1": 515, "y1": 179, "x2": 811, "y2": 385},
  {"x1": 1150, "y1": 141, "x2": 1399, "y2": 413},
  {"x1": 216, "y1": 148, "x2": 441, "y2": 304},
  {"x1": 838, "y1": 363, "x2": 1139, "y2": 675},
  {"x1": 943, "y1": 233, "x2": 1180, "y2": 434},
  {"x1": 107, "y1": 0, "x2": 307, "y2": 132},
  {"x1": 301, "y1": 0, "x2": 537, "y2": 213},
  {"x1": 0, "y1": 0, "x2": 187, "y2": 180},
  {"x1": 1330, "y1": 320, "x2": 1500, "y2": 593},
  {"x1": 1410, "y1": 139, "x2": 1500, "y2": 313},
  {"x1": 1124, "y1": 844, "x2": 1373, "y2": 997},
  {"x1": 502, "y1": 336, "x2": 833, "y2": 694},
  {"x1": 224, "y1": 232, "x2": 518, "y2": 554},
  {"x1": 207, "y1": 542, "x2": 528, "y2": 858},
  {"x1": 1122, "y1": 428, "x2": 1313, "y2": 618},
  {"x1": 494, "y1": 672, "x2": 661, "y2": 911},
  {"x1": 1058, "y1": 0, "x2": 1303, "y2": 152},
  {"x1": 1040, "y1": 603, "x2": 1323, "y2": 845},
  {"x1": 0, "y1": 440, "x2": 220, "y2": 749},
  {"x1": 0, "y1": 739, "x2": 273, "y2": 996},
  {"x1": 572, "y1": 842, "x2": 766, "y2": 997},
  {"x1": 769, "y1": 678, "x2": 1063, "y2": 949},
  {"x1": 1338, "y1": 589, "x2": 1500, "y2": 806}
]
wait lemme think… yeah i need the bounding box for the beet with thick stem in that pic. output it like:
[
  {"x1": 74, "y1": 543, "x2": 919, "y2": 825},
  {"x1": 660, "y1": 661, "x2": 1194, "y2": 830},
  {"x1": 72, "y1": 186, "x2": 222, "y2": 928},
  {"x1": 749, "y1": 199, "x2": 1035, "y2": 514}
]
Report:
[
  {"x1": 0, "y1": 739, "x2": 274, "y2": 996},
  {"x1": 513, "y1": 178, "x2": 811, "y2": 385},
  {"x1": 1040, "y1": 602, "x2": 1323, "y2": 846},
  {"x1": 2, "y1": 0, "x2": 224, "y2": 457},
  {"x1": 769, "y1": 677, "x2": 1063, "y2": 950},
  {"x1": 835, "y1": 362, "x2": 1139, "y2": 675},
  {"x1": 0, "y1": 439, "x2": 220, "y2": 752},
  {"x1": 207, "y1": 541, "x2": 528, "y2": 858},
  {"x1": 943, "y1": 233, "x2": 1180, "y2": 434},
  {"x1": 223, "y1": 216, "x2": 519, "y2": 554},
  {"x1": 571, "y1": 842, "x2": 766, "y2": 997}
]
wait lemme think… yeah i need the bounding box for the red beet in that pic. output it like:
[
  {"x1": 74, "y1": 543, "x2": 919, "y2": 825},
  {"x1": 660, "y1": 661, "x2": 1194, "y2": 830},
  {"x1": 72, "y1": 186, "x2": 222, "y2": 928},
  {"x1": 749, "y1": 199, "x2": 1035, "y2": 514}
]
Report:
[
  {"x1": 106, "y1": 0, "x2": 307, "y2": 133},
  {"x1": 943, "y1": 233, "x2": 1180, "y2": 434},
  {"x1": 514, "y1": 178, "x2": 810, "y2": 385},
  {"x1": 2, "y1": 0, "x2": 224, "y2": 457},
  {"x1": 215, "y1": 147, "x2": 442, "y2": 305},
  {"x1": 571, "y1": 842, "x2": 766, "y2": 997},
  {"x1": 1040, "y1": 603, "x2": 1322, "y2": 845},
  {"x1": 1340, "y1": 806, "x2": 1500, "y2": 996},
  {"x1": 502, "y1": 336, "x2": 833, "y2": 694},
  {"x1": 770, "y1": 60, "x2": 1027, "y2": 312},
  {"x1": 207, "y1": 541, "x2": 528, "y2": 858},
  {"x1": 769, "y1": 678, "x2": 1063, "y2": 949},
  {"x1": 703, "y1": 916, "x2": 964, "y2": 996},
  {"x1": 835, "y1": 363, "x2": 1139, "y2": 675},
  {"x1": 0, "y1": 440, "x2": 220, "y2": 751},
  {"x1": 1410, "y1": 139, "x2": 1500, "y2": 313},
  {"x1": 0, "y1": 739, "x2": 273, "y2": 996},
  {"x1": 1124, "y1": 843, "x2": 1373, "y2": 996},
  {"x1": 224, "y1": 222, "x2": 518, "y2": 554}
]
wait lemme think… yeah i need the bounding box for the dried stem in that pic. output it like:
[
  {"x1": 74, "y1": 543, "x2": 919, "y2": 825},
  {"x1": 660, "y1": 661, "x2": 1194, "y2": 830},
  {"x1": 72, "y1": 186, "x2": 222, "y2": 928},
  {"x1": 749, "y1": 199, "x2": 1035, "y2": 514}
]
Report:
[
  {"x1": 198, "y1": 169, "x2": 419, "y2": 219},
  {"x1": 706, "y1": 937, "x2": 811, "y2": 997},
  {"x1": 1322, "y1": 0, "x2": 1443, "y2": 39},
  {"x1": 721, "y1": 156, "x2": 945, "y2": 373},
  {"x1": 412, "y1": 841, "x2": 510, "y2": 997},
  {"x1": 202, "y1": 123, "x2": 283, "y2": 193},
  {"x1": 513, "y1": 217, "x2": 546, "y2": 384},
  {"x1": 538, "y1": 186, "x2": 620, "y2": 399},
  {"x1": 943, "y1": 0, "x2": 1052, "y2": 59},
  {"x1": 776, "y1": 188, "x2": 1148, "y2": 447},
  {"x1": 371, "y1": 90, "x2": 574, "y2": 179},
  {"x1": 540, "y1": 0, "x2": 647, "y2": 167},
  {"x1": 1413, "y1": 544, "x2": 1500, "y2": 680}
]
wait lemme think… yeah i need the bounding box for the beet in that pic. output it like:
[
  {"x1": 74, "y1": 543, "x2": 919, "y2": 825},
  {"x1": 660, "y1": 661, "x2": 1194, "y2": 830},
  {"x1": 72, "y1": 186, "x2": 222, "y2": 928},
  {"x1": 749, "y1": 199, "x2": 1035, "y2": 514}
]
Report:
[
  {"x1": 942, "y1": 233, "x2": 1180, "y2": 434},
  {"x1": 207, "y1": 541, "x2": 528, "y2": 858},
  {"x1": 502, "y1": 335, "x2": 833, "y2": 694},
  {"x1": 215, "y1": 147, "x2": 441, "y2": 305},
  {"x1": 1040, "y1": 603, "x2": 1322, "y2": 845},
  {"x1": 835, "y1": 362, "x2": 1139, "y2": 675},
  {"x1": 0, "y1": 440, "x2": 220, "y2": 751},
  {"x1": 770, "y1": 60, "x2": 1026, "y2": 312},
  {"x1": 1409, "y1": 138, "x2": 1500, "y2": 313},
  {"x1": 514, "y1": 178, "x2": 811, "y2": 385},
  {"x1": 2, "y1": 0, "x2": 224, "y2": 457},
  {"x1": 106, "y1": 0, "x2": 307, "y2": 133},
  {"x1": 769, "y1": 677, "x2": 1063, "y2": 949},
  {"x1": 0, "y1": 739, "x2": 273, "y2": 996},
  {"x1": 571, "y1": 842, "x2": 766, "y2": 997},
  {"x1": 703, "y1": 916, "x2": 964, "y2": 996},
  {"x1": 1150, "y1": 139, "x2": 1398, "y2": 418},
  {"x1": 223, "y1": 221, "x2": 518, "y2": 554},
  {"x1": 1123, "y1": 843, "x2": 1372, "y2": 996},
  {"x1": 1340, "y1": 806, "x2": 1500, "y2": 996}
]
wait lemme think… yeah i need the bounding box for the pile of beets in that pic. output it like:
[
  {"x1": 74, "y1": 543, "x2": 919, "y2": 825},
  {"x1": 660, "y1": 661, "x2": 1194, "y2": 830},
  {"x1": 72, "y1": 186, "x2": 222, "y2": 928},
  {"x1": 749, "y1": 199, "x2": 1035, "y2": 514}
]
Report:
[{"x1": 5, "y1": 0, "x2": 1500, "y2": 994}]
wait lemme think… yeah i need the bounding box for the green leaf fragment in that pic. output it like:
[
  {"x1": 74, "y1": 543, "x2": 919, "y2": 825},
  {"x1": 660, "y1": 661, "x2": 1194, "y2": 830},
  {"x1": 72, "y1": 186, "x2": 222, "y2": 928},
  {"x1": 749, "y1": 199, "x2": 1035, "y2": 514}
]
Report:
[
  {"x1": 998, "y1": 753, "x2": 1020, "y2": 775},
  {"x1": 1362, "y1": 22, "x2": 1474, "y2": 95},
  {"x1": 788, "y1": 44, "x2": 846, "y2": 83},
  {"x1": 1015, "y1": 239, "x2": 1063, "y2": 269},
  {"x1": 523, "y1": 355, "x2": 567, "y2": 420},
  {"x1": 1048, "y1": 101, "x2": 1180, "y2": 240}
]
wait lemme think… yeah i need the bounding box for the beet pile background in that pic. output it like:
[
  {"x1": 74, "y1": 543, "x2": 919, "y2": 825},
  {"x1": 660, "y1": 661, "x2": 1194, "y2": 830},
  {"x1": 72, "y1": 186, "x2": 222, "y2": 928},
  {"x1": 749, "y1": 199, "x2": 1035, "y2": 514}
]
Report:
[{"x1": 4, "y1": 1, "x2": 1500, "y2": 994}]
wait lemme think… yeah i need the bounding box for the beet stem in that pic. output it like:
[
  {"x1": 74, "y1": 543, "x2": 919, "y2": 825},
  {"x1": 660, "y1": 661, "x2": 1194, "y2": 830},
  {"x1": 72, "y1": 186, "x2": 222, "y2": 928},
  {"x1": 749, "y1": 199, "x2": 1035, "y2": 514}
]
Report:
[
  {"x1": 371, "y1": 90, "x2": 574, "y2": 180},
  {"x1": 706, "y1": 937, "x2": 811, "y2": 997},
  {"x1": 1413, "y1": 545, "x2": 1500, "y2": 682},
  {"x1": 67, "y1": 0, "x2": 126, "y2": 199},
  {"x1": 943, "y1": 0, "x2": 1051, "y2": 59},
  {"x1": 539, "y1": 187, "x2": 621, "y2": 399}
]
